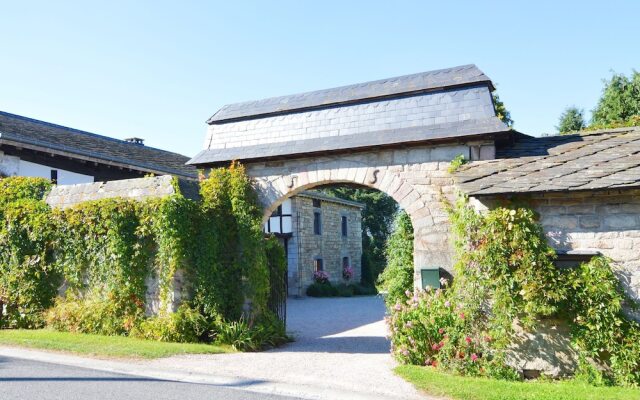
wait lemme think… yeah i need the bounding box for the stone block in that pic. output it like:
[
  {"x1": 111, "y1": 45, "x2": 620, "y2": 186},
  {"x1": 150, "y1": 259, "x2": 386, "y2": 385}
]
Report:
[{"x1": 604, "y1": 214, "x2": 638, "y2": 230}]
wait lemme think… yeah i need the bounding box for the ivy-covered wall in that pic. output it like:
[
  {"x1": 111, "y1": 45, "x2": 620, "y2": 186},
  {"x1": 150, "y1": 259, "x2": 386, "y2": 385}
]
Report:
[{"x1": 0, "y1": 166, "x2": 283, "y2": 346}]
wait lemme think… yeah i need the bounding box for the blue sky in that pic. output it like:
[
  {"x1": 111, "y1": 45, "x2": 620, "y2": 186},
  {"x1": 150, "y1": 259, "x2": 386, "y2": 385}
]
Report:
[{"x1": 2, "y1": 1, "x2": 639, "y2": 157}]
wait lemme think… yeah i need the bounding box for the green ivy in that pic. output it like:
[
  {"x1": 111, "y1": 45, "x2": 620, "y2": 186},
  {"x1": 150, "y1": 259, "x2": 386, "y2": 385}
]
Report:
[{"x1": 0, "y1": 165, "x2": 286, "y2": 347}]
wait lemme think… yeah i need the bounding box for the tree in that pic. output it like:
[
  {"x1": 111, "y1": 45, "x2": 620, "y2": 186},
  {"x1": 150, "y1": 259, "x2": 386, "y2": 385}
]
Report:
[
  {"x1": 321, "y1": 186, "x2": 398, "y2": 286},
  {"x1": 591, "y1": 70, "x2": 640, "y2": 128},
  {"x1": 378, "y1": 211, "x2": 414, "y2": 307},
  {"x1": 557, "y1": 106, "x2": 586, "y2": 134},
  {"x1": 493, "y1": 93, "x2": 513, "y2": 128}
]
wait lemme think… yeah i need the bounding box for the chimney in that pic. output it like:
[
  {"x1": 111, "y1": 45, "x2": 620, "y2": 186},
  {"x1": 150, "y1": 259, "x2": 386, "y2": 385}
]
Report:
[{"x1": 124, "y1": 137, "x2": 145, "y2": 145}]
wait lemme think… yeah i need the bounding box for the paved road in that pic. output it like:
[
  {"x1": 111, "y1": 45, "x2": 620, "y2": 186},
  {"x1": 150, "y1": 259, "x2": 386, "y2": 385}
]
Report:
[{"x1": 0, "y1": 356, "x2": 301, "y2": 400}]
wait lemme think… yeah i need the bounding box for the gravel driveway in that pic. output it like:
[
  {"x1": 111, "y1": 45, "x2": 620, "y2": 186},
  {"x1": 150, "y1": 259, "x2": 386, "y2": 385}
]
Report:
[{"x1": 148, "y1": 296, "x2": 422, "y2": 400}]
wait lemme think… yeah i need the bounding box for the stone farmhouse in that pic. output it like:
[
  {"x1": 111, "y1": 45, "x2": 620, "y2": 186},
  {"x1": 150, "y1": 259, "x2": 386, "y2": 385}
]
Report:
[{"x1": 264, "y1": 190, "x2": 364, "y2": 296}]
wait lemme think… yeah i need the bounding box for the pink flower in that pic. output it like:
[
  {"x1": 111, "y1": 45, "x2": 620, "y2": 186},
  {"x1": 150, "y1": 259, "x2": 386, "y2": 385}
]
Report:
[
  {"x1": 405, "y1": 321, "x2": 413, "y2": 329},
  {"x1": 394, "y1": 303, "x2": 402, "y2": 311},
  {"x1": 431, "y1": 343, "x2": 439, "y2": 351},
  {"x1": 471, "y1": 353, "x2": 478, "y2": 362},
  {"x1": 444, "y1": 300, "x2": 451, "y2": 307},
  {"x1": 465, "y1": 336, "x2": 472, "y2": 344},
  {"x1": 401, "y1": 348, "x2": 409, "y2": 356},
  {"x1": 405, "y1": 290, "x2": 412, "y2": 297},
  {"x1": 438, "y1": 328, "x2": 445, "y2": 334},
  {"x1": 484, "y1": 336, "x2": 492, "y2": 342},
  {"x1": 459, "y1": 312, "x2": 465, "y2": 320}
]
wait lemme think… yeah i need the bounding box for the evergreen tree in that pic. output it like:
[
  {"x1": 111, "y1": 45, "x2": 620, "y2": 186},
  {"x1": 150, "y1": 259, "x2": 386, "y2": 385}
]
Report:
[
  {"x1": 378, "y1": 210, "x2": 414, "y2": 307},
  {"x1": 591, "y1": 70, "x2": 640, "y2": 128},
  {"x1": 557, "y1": 106, "x2": 586, "y2": 134}
]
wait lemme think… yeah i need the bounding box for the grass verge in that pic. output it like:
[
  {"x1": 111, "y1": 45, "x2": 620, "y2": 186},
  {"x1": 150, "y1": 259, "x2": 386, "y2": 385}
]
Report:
[
  {"x1": 395, "y1": 365, "x2": 640, "y2": 400},
  {"x1": 0, "y1": 329, "x2": 233, "y2": 359}
]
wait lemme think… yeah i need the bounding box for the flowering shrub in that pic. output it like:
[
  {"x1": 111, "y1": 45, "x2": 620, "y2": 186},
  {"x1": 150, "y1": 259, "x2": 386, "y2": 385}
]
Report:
[
  {"x1": 342, "y1": 265, "x2": 354, "y2": 281},
  {"x1": 387, "y1": 195, "x2": 640, "y2": 386},
  {"x1": 313, "y1": 270, "x2": 329, "y2": 284},
  {"x1": 388, "y1": 284, "x2": 516, "y2": 378}
]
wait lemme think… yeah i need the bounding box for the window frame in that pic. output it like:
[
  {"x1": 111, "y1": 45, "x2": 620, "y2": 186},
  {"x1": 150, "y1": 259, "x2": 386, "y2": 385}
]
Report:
[{"x1": 313, "y1": 211, "x2": 322, "y2": 235}]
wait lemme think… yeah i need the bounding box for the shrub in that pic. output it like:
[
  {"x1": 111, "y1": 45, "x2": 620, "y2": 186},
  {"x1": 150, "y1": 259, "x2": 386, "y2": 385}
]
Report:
[
  {"x1": 388, "y1": 196, "x2": 640, "y2": 387},
  {"x1": 350, "y1": 283, "x2": 378, "y2": 296},
  {"x1": 388, "y1": 285, "x2": 515, "y2": 379},
  {"x1": 306, "y1": 282, "x2": 337, "y2": 297},
  {"x1": 213, "y1": 313, "x2": 287, "y2": 351},
  {"x1": 46, "y1": 295, "x2": 144, "y2": 336},
  {"x1": 335, "y1": 283, "x2": 354, "y2": 297},
  {"x1": 0, "y1": 199, "x2": 60, "y2": 328},
  {"x1": 0, "y1": 176, "x2": 51, "y2": 207},
  {"x1": 130, "y1": 305, "x2": 208, "y2": 343}
]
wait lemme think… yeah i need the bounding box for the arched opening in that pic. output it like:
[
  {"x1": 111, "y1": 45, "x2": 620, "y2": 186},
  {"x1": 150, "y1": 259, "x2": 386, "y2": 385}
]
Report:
[{"x1": 263, "y1": 181, "x2": 406, "y2": 298}]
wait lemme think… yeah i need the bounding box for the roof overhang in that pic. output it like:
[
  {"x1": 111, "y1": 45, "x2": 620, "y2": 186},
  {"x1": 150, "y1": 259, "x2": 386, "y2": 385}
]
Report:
[{"x1": 0, "y1": 133, "x2": 197, "y2": 180}]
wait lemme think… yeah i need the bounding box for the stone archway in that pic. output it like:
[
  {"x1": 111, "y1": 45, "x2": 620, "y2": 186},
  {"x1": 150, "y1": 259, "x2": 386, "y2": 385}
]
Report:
[
  {"x1": 243, "y1": 143, "x2": 471, "y2": 286},
  {"x1": 188, "y1": 65, "x2": 511, "y2": 286}
]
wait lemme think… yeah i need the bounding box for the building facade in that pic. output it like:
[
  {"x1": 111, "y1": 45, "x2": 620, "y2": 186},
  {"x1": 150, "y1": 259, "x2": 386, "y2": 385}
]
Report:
[
  {"x1": 0, "y1": 110, "x2": 197, "y2": 184},
  {"x1": 264, "y1": 191, "x2": 363, "y2": 296}
]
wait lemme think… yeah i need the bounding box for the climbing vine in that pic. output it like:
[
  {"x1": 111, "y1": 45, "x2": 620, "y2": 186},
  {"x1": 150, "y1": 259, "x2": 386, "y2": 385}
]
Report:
[
  {"x1": 388, "y1": 195, "x2": 640, "y2": 386},
  {"x1": 0, "y1": 165, "x2": 284, "y2": 348}
]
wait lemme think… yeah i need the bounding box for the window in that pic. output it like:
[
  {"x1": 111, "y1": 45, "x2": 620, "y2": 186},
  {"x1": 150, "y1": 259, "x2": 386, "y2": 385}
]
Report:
[
  {"x1": 341, "y1": 216, "x2": 348, "y2": 236},
  {"x1": 313, "y1": 211, "x2": 322, "y2": 235},
  {"x1": 312, "y1": 199, "x2": 321, "y2": 208},
  {"x1": 314, "y1": 258, "x2": 324, "y2": 272},
  {"x1": 342, "y1": 256, "x2": 350, "y2": 268},
  {"x1": 50, "y1": 169, "x2": 58, "y2": 184}
]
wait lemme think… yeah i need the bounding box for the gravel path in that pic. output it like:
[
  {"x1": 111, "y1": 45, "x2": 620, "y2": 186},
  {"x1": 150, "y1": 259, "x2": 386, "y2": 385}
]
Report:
[{"x1": 148, "y1": 296, "x2": 422, "y2": 400}]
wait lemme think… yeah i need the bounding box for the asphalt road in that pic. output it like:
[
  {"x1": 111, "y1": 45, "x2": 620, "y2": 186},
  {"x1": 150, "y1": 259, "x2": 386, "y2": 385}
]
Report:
[{"x1": 0, "y1": 356, "x2": 303, "y2": 400}]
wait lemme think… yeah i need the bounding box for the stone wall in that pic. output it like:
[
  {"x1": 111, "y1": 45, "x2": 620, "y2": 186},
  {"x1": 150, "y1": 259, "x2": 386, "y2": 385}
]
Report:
[
  {"x1": 291, "y1": 195, "x2": 363, "y2": 294},
  {"x1": 474, "y1": 189, "x2": 640, "y2": 309},
  {"x1": 46, "y1": 175, "x2": 178, "y2": 208},
  {"x1": 245, "y1": 140, "x2": 496, "y2": 289}
]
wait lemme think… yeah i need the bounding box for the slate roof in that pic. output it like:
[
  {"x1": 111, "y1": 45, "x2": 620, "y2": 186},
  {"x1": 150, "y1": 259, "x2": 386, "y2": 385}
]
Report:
[
  {"x1": 0, "y1": 111, "x2": 197, "y2": 179},
  {"x1": 188, "y1": 118, "x2": 510, "y2": 165},
  {"x1": 455, "y1": 127, "x2": 640, "y2": 195},
  {"x1": 208, "y1": 64, "x2": 494, "y2": 123}
]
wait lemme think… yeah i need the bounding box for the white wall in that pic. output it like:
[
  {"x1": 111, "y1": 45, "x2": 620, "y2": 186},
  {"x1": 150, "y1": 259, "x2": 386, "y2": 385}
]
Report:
[{"x1": 0, "y1": 153, "x2": 94, "y2": 185}]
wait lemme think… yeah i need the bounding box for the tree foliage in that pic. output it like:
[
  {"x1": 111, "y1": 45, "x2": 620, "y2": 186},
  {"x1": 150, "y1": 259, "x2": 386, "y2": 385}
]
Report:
[
  {"x1": 321, "y1": 186, "x2": 398, "y2": 286},
  {"x1": 591, "y1": 70, "x2": 640, "y2": 128},
  {"x1": 378, "y1": 210, "x2": 414, "y2": 307},
  {"x1": 557, "y1": 106, "x2": 586, "y2": 134},
  {"x1": 493, "y1": 93, "x2": 513, "y2": 128}
]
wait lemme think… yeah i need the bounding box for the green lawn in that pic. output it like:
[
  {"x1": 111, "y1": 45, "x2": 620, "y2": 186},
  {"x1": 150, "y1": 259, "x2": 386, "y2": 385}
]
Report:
[
  {"x1": 0, "y1": 329, "x2": 233, "y2": 359},
  {"x1": 396, "y1": 365, "x2": 640, "y2": 400}
]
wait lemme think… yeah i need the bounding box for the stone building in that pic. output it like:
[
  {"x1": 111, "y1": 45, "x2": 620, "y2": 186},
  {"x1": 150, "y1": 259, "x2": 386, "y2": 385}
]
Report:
[
  {"x1": 455, "y1": 127, "x2": 640, "y2": 315},
  {"x1": 263, "y1": 191, "x2": 364, "y2": 296}
]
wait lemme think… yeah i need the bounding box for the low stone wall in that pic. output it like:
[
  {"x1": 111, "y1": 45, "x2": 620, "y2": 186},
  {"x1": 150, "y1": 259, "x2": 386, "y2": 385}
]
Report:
[{"x1": 46, "y1": 175, "x2": 178, "y2": 208}]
